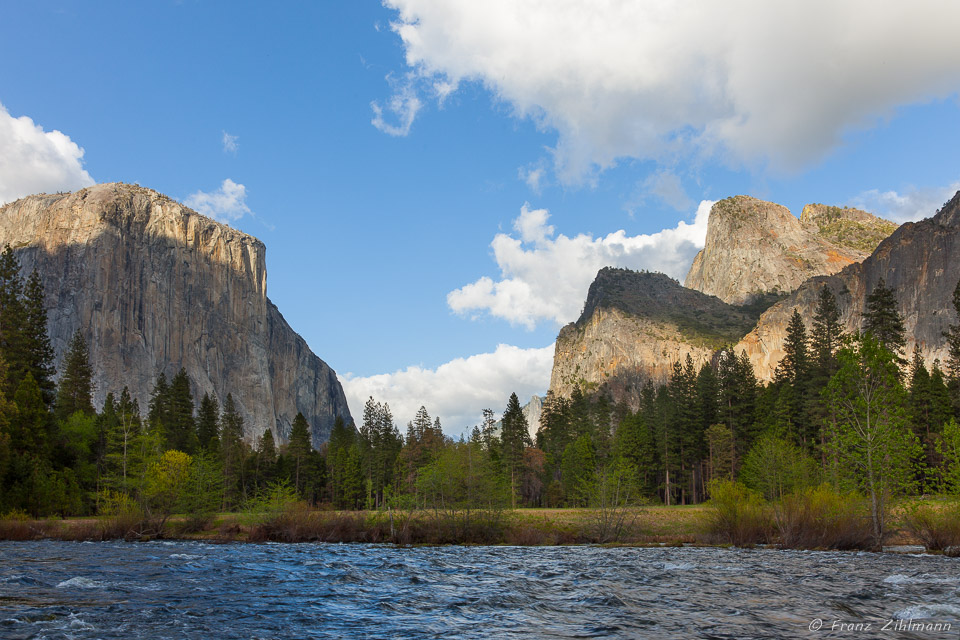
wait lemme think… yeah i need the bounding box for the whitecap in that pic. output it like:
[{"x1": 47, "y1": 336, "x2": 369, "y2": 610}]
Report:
[
  {"x1": 56, "y1": 576, "x2": 107, "y2": 589},
  {"x1": 661, "y1": 562, "x2": 695, "y2": 571},
  {"x1": 884, "y1": 574, "x2": 915, "y2": 585},
  {"x1": 893, "y1": 604, "x2": 960, "y2": 620},
  {"x1": 169, "y1": 554, "x2": 202, "y2": 560}
]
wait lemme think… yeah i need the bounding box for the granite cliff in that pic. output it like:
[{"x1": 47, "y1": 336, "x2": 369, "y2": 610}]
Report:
[
  {"x1": 0, "y1": 183, "x2": 351, "y2": 445},
  {"x1": 738, "y1": 191, "x2": 960, "y2": 380},
  {"x1": 685, "y1": 196, "x2": 896, "y2": 305},
  {"x1": 548, "y1": 268, "x2": 772, "y2": 408}
]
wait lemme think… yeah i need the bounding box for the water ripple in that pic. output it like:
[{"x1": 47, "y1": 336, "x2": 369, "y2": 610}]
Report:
[{"x1": 1, "y1": 541, "x2": 959, "y2": 638}]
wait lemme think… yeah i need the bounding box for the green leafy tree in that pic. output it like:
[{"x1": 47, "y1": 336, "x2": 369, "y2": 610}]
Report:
[
  {"x1": 826, "y1": 333, "x2": 921, "y2": 546},
  {"x1": 739, "y1": 433, "x2": 817, "y2": 501}
]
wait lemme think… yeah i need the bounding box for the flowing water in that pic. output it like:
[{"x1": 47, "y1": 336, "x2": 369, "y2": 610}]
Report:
[{"x1": 1, "y1": 541, "x2": 959, "y2": 639}]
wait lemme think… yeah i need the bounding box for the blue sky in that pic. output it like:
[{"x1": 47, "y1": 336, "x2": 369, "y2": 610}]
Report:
[{"x1": 2, "y1": 1, "x2": 959, "y2": 433}]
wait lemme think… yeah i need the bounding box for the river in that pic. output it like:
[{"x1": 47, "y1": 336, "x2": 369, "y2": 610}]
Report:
[{"x1": 1, "y1": 541, "x2": 959, "y2": 638}]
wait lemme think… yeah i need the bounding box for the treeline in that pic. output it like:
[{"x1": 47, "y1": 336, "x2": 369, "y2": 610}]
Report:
[
  {"x1": 4, "y1": 234, "x2": 960, "y2": 537},
  {"x1": 324, "y1": 279, "x2": 960, "y2": 533}
]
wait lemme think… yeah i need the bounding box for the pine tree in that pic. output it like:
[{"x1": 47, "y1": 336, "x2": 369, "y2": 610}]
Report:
[
  {"x1": 22, "y1": 271, "x2": 55, "y2": 406},
  {"x1": 811, "y1": 286, "x2": 844, "y2": 374},
  {"x1": 55, "y1": 330, "x2": 95, "y2": 420},
  {"x1": 219, "y1": 393, "x2": 247, "y2": 508},
  {"x1": 196, "y1": 392, "x2": 220, "y2": 452},
  {"x1": 254, "y1": 428, "x2": 277, "y2": 490},
  {"x1": 777, "y1": 310, "x2": 810, "y2": 385},
  {"x1": 165, "y1": 368, "x2": 197, "y2": 454},
  {"x1": 863, "y1": 278, "x2": 906, "y2": 361},
  {"x1": 288, "y1": 412, "x2": 312, "y2": 493},
  {"x1": 501, "y1": 392, "x2": 531, "y2": 508},
  {"x1": 10, "y1": 372, "x2": 47, "y2": 457},
  {"x1": 148, "y1": 372, "x2": 170, "y2": 437},
  {"x1": 944, "y1": 277, "x2": 960, "y2": 414},
  {"x1": 0, "y1": 247, "x2": 29, "y2": 397}
]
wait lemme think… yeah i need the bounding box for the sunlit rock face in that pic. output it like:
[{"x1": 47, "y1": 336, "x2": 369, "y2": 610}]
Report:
[
  {"x1": 685, "y1": 196, "x2": 896, "y2": 305},
  {"x1": 0, "y1": 183, "x2": 351, "y2": 445},
  {"x1": 737, "y1": 191, "x2": 960, "y2": 381},
  {"x1": 549, "y1": 268, "x2": 767, "y2": 409}
]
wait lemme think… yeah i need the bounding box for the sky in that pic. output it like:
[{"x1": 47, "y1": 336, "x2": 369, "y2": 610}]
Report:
[{"x1": 2, "y1": 1, "x2": 960, "y2": 435}]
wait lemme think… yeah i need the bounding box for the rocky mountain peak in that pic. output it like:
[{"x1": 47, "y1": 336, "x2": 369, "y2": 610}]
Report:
[{"x1": 685, "y1": 196, "x2": 896, "y2": 305}]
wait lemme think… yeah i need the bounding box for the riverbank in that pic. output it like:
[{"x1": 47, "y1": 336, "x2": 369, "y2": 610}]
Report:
[{"x1": 0, "y1": 503, "x2": 947, "y2": 550}]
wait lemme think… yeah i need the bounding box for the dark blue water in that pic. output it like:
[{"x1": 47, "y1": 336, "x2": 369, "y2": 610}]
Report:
[{"x1": 1, "y1": 541, "x2": 959, "y2": 639}]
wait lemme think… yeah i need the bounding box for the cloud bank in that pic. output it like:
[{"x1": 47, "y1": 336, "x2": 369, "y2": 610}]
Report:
[
  {"x1": 381, "y1": 1, "x2": 960, "y2": 182},
  {"x1": 341, "y1": 343, "x2": 555, "y2": 435},
  {"x1": 448, "y1": 200, "x2": 713, "y2": 328},
  {"x1": 185, "y1": 178, "x2": 252, "y2": 223},
  {"x1": 0, "y1": 102, "x2": 94, "y2": 205}
]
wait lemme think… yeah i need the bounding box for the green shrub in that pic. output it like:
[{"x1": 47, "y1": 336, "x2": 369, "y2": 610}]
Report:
[
  {"x1": 902, "y1": 500, "x2": 960, "y2": 551},
  {"x1": 704, "y1": 479, "x2": 772, "y2": 546},
  {"x1": 774, "y1": 485, "x2": 873, "y2": 550}
]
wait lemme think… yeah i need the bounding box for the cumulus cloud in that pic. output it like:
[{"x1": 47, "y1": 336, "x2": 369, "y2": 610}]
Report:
[
  {"x1": 341, "y1": 343, "x2": 555, "y2": 435},
  {"x1": 448, "y1": 200, "x2": 713, "y2": 328},
  {"x1": 222, "y1": 131, "x2": 238, "y2": 154},
  {"x1": 371, "y1": 73, "x2": 423, "y2": 137},
  {"x1": 0, "y1": 102, "x2": 94, "y2": 205},
  {"x1": 185, "y1": 178, "x2": 252, "y2": 223},
  {"x1": 382, "y1": 1, "x2": 960, "y2": 182},
  {"x1": 849, "y1": 181, "x2": 960, "y2": 223}
]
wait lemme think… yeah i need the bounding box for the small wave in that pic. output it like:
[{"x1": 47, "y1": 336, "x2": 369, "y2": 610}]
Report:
[
  {"x1": 56, "y1": 576, "x2": 107, "y2": 589},
  {"x1": 661, "y1": 562, "x2": 695, "y2": 571},
  {"x1": 170, "y1": 554, "x2": 202, "y2": 560},
  {"x1": 893, "y1": 604, "x2": 960, "y2": 620},
  {"x1": 884, "y1": 574, "x2": 959, "y2": 586}
]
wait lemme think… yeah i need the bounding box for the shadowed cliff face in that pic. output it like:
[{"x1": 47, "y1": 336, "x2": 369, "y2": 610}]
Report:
[
  {"x1": 685, "y1": 196, "x2": 897, "y2": 305},
  {"x1": 737, "y1": 191, "x2": 960, "y2": 381},
  {"x1": 548, "y1": 268, "x2": 774, "y2": 408},
  {"x1": 0, "y1": 183, "x2": 351, "y2": 445}
]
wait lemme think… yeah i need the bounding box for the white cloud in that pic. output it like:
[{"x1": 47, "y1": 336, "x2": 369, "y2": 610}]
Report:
[
  {"x1": 185, "y1": 178, "x2": 252, "y2": 223},
  {"x1": 448, "y1": 200, "x2": 714, "y2": 328},
  {"x1": 382, "y1": 1, "x2": 960, "y2": 182},
  {"x1": 849, "y1": 181, "x2": 960, "y2": 223},
  {"x1": 0, "y1": 102, "x2": 94, "y2": 205},
  {"x1": 519, "y1": 162, "x2": 547, "y2": 194},
  {"x1": 222, "y1": 131, "x2": 238, "y2": 154},
  {"x1": 371, "y1": 73, "x2": 423, "y2": 137},
  {"x1": 341, "y1": 343, "x2": 555, "y2": 435}
]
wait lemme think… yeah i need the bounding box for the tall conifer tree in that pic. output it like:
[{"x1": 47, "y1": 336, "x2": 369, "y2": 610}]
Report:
[{"x1": 55, "y1": 330, "x2": 94, "y2": 420}]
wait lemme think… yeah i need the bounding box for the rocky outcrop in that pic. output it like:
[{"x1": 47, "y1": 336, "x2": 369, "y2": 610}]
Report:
[
  {"x1": 549, "y1": 268, "x2": 771, "y2": 408},
  {"x1": 737, "y1": 192, "x2": 960, "y2": 380},
  {"x1": 0, "y1": 183, "x2": 351, "y2": 445},
  {"x1": 685, "y1": 196, "x2": 896, "y2": 305}
]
